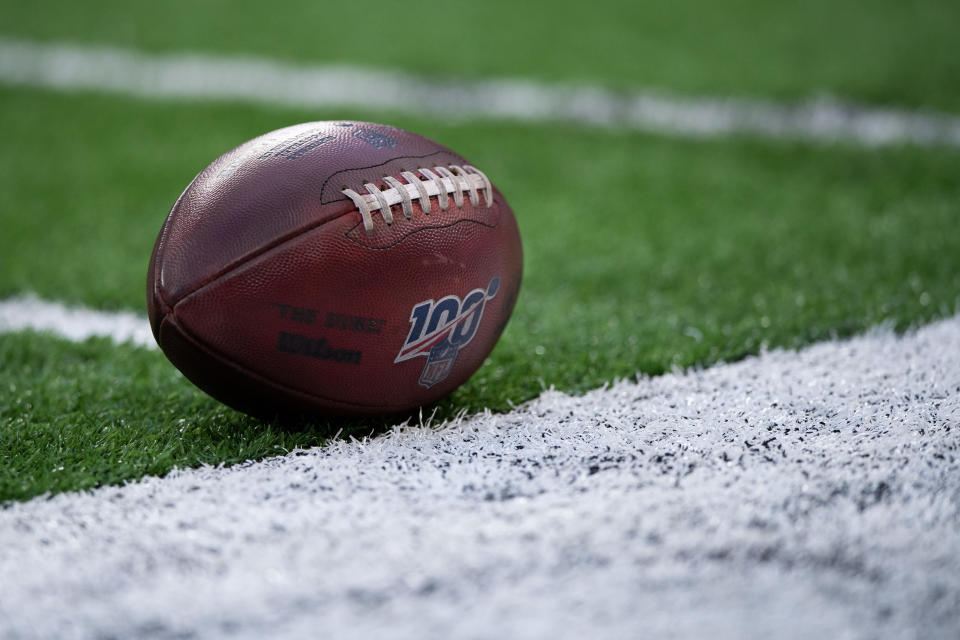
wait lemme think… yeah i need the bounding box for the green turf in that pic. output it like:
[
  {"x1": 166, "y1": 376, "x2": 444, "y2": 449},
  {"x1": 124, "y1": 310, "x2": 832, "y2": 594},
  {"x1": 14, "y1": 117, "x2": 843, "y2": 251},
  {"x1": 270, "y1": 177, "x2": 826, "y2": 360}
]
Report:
[
  {"x1": 0, "y1": 332, "x2": 391, "y2": 503},
  {"x1": 2, "y1": 86, "x2": 960, "y2": 501},
  {"x1": 4, "y1": 0, "x2": 960, "y2": 112}
]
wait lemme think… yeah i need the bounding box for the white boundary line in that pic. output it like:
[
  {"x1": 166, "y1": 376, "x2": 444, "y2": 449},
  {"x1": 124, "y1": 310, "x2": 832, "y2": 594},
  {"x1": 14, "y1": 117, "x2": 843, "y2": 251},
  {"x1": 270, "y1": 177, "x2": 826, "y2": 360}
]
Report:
[
  {"x1": 2, "y1": 37, "x2": 960, "y2": 146},
  {"x1": 0, "y1": 294, "x2": 155, "y2": 348},
  {"x1": 1, "y1": 313, "x2": 958, "y2": 638}
]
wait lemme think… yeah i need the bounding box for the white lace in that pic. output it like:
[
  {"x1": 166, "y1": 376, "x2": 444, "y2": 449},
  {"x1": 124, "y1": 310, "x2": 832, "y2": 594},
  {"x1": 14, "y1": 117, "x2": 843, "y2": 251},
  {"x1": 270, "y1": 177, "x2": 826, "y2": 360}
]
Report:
[{"x1": 342, "y1": 165, "x2": 493, "y2": 233}]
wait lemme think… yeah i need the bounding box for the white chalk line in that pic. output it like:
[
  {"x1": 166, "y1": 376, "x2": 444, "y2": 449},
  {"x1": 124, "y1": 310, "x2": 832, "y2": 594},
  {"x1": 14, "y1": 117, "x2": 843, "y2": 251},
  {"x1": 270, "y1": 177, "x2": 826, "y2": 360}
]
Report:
[
  {"x1": 1, "y1": 310, "x2": 959, "y2": 638},
  {"x1": 0, "y1": 294, "x2": 155, "y2": 348},
  {"x1": 1, "y1": 37, "x2": 960, "y2": 147}
]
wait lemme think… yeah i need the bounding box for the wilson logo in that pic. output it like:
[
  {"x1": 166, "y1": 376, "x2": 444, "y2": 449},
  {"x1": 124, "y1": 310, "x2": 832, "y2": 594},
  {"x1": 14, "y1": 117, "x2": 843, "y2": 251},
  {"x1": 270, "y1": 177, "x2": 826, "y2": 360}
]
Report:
[{"x1": 395, "y1": 277, "x2": 500, "y2": 388}]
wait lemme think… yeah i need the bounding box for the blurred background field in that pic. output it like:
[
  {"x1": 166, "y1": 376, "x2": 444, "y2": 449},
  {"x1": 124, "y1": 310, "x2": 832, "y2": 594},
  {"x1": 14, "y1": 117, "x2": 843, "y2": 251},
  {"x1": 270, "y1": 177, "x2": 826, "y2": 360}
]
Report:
[
  {"x1": 4, "y1": 0, "x2": 960, "y2": 110},
  {"x1": 1, "y1": 0, "x2": 958, "y2": 501}
]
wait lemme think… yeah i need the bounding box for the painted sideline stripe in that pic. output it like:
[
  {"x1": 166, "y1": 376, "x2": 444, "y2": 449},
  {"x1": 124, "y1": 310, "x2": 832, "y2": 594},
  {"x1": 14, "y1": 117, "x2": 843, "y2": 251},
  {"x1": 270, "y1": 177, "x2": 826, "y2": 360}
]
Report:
[
  {"x1": 1, "y1": 316, "x2": 958, "y2": 638},
  {"x1": 2, "y1": 37, "x2": 960, "y2": 147},
  {"x1": 0, "y1": 294, "x2": 155, "y2": 348}
]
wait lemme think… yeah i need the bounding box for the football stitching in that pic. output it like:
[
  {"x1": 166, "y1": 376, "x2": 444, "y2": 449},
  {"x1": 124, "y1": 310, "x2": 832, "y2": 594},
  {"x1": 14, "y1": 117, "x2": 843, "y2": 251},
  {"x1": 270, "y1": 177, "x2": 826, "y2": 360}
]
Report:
[{"x1": 342, "y1": 165, "x2": 494, "y2": 234}]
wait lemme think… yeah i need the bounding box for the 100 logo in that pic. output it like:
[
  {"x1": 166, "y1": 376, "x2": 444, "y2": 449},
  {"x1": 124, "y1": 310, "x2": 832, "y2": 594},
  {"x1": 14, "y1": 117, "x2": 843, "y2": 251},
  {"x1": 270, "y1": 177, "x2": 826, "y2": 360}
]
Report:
[{"x1": 394, "y1": 277, "x2": 500, "y2": 387}]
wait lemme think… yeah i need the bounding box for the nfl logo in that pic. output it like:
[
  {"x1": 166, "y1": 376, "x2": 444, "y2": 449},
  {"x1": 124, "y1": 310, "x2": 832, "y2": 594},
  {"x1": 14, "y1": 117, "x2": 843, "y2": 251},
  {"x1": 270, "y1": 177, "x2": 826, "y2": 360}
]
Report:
[{"x1": 419, "y1": 339, "x2": 460, "y2": 388}]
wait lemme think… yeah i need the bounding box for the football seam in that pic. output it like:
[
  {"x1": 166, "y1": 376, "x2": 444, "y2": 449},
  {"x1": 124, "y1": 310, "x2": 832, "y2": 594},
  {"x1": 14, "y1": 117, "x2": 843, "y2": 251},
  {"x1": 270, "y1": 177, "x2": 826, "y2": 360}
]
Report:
[
  {"x1": 153, "y1": 171, "x2": 207, "y2": 314},
  {"x1": 161, "y1": 200, "x2": 354, "y2": 308},
  {"x1": 164, "y1": 314, "x2": 419, "y2": 412}
]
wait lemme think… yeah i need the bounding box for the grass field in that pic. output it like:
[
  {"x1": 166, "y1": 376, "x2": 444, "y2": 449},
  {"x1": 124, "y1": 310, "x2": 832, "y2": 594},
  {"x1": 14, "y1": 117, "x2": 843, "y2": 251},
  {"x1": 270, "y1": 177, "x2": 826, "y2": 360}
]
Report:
[{"x1": 1, "y1": 1, "x2": 959, "y2": 503}]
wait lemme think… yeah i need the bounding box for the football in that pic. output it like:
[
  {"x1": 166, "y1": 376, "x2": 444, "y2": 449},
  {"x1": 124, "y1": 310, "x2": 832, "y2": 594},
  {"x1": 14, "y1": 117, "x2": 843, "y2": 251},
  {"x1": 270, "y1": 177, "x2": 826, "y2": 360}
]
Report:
[{"x1": 147, "y1": 121, "x2": 522, "y2": 418}]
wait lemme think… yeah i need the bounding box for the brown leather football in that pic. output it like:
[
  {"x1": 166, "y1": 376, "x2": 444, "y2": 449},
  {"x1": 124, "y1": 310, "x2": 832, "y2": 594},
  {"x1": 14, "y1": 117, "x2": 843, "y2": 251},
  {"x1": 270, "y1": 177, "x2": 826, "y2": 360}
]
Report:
[{"x1": 147, "y1": 121, "x2": 522, "y2": 418}]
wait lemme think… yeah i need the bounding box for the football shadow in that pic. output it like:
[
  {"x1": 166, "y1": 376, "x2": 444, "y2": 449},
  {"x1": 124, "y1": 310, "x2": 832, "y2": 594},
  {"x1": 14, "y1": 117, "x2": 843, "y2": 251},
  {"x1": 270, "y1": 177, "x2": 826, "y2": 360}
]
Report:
[{"x1": 256, "y1": 403, "x2": 455, "y2": 442}]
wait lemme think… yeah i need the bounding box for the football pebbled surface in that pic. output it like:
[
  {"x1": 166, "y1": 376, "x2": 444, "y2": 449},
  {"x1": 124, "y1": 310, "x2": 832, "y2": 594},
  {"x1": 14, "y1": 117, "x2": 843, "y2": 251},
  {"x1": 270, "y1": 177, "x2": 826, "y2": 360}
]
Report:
[{"x1": 148, "y1": 122, "x2": 522, "y2": 418}]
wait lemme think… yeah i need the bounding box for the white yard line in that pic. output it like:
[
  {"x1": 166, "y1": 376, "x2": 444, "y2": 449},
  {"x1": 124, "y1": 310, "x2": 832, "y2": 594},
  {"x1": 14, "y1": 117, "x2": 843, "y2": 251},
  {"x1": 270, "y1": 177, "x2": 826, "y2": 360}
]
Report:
[
  {"x1": 1, "y1": 311, "x2": 959, "y2": 639},
  {"x1": 2, "y1": 37, "x2": 960, "y2": 147},
  {"x1": 0, "y1": 294, "x2": 155, "y2": 348}
]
